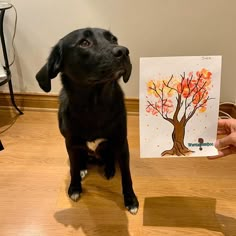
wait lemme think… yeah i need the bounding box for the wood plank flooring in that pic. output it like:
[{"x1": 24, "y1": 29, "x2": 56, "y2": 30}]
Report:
[{"x1": 1, "y1": 109, "x2": 236, "y2": 236}]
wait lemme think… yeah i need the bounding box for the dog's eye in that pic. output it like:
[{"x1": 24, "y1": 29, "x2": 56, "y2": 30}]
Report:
[{"x1": 79, "y1": 39, "x2": 92, "y2": 48}]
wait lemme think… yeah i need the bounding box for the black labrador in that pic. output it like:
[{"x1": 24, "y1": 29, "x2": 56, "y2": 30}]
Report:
[{"x1": 36, "y1": 28, "x2": 139, "y2": 214}]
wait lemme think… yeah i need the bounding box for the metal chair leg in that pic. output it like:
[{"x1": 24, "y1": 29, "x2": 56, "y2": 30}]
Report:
[
  {"x1": 0, "y1": 140, "x2": 4, "y2": 151},
  {"x1": 8, "y1": 79, "x2": 23, "y2": 115},
  {"x1": 0, "y1": 8, "x2": 23, "y2": 115}
]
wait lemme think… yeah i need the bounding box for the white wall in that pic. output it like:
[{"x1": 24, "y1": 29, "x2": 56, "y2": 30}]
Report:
[{"x1": 0, "y1": 0, "x2": 235, "y2": 102}]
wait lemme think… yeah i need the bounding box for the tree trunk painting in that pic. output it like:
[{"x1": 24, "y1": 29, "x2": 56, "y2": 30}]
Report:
[
  {"x1": 146, "y1": 68, "x2": 214, "y2": 156},
  {"x1": 161, "y1": 120, "x2": 192, "y2": 156}
]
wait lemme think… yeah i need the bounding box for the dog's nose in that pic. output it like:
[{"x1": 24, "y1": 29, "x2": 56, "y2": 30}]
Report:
[{"x1": 112, "y1": 46, "x2": 129, "y2": 58}]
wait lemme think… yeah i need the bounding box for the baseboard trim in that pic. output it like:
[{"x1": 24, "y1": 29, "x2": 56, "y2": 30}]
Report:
[
  {"x1": 1, "y1": 92, "x2": 235, "y2": 118},
  {"x1": 0, "y1": 92, "x2": 139, "y2": 114},
  {"x1": 0, "y1": 93, "x2": 59, "y2": 109}
]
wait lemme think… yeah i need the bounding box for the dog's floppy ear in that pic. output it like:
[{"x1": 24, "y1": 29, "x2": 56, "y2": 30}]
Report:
[{"x1": 36, "y1": 40, "x2": 63, "y2": 92}]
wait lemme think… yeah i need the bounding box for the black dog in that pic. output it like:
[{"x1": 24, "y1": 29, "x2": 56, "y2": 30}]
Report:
[{"x1": 36, "y1": 28, "x2": 139, "y2": 214}]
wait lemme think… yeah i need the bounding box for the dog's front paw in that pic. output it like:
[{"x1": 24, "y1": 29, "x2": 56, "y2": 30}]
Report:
[
  {"x1": 124, "y1": 194, "x2": 139, "y2": 215},
  {"x1": 70, "y1": 192, "x2": 80, "y2": 202},
  {"x1": 68, "y1": 185, "x2": 82, "y2": 202},
  {"x1": 80, "y1": 169, "x2": 88, "y2": 179}
]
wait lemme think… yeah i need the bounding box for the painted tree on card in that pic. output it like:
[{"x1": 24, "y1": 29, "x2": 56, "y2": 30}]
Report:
[{"x1": 146, "y1": 68, "x2": 213, "y2": 156}]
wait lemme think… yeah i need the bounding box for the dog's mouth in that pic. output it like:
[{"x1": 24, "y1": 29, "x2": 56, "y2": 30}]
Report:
[{"x1": 113, "y1": 68, "x2": 131, "y2": 83}]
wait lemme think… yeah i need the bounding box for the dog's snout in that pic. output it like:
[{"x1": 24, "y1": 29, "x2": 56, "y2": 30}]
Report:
[{"x1": 112, "y1": 46, "x2": 129, "y2": 58}]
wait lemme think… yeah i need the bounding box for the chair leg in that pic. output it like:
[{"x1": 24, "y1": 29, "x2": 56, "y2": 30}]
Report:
[
  {"x1": 0, "y1": 140, "x2": 4, "y2": 151},
  {"x1": 8, "y1": 80, "x2": 23, "y2": 115}
]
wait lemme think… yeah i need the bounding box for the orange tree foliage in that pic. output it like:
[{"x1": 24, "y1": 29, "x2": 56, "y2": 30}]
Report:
[
  {"x1": 146, "y1": 68, "x2": 213, "y2": 120},
  {"x1": 146, "y1": 68, "x2": 213, "y2": 156}
]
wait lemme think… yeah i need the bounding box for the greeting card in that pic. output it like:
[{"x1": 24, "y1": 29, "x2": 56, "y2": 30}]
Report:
[{"x1": 140, "y1": 56, "x2": 222, "y2": 157}]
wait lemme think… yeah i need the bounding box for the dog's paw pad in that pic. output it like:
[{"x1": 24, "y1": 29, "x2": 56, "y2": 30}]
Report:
[
  {"x1": 80, "y1": 170, "x2": 88, "y2": 179},
  {"x1": 126, "y1": 206, "x2": 138, "y2": 215},
  {"x1": 70, "y1": 193, "x2": 80, "y2": 202}
]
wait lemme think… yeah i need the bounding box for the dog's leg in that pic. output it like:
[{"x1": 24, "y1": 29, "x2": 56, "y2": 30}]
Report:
[
  {"x1": 66, "y1": 140, "x2": 87, "y2": 202},
  {"x1": 79, "y1": 151, "x2": 88, "y2": 179},
  {"x1": 117, "y1": 138, "x2": 139, "y2": 215},
  {"x1": 97, "y1": 141, "x2": 116, "y2": 179}
]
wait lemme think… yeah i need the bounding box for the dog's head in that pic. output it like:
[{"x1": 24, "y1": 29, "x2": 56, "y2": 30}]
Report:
[{"x1": 36, "y1": 28, "x2": 132, "y2": 92}]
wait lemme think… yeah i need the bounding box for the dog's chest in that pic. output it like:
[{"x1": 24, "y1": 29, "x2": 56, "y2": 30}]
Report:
[{"x1": 86, "y1": 138, "x2": 106, "y2": 152}]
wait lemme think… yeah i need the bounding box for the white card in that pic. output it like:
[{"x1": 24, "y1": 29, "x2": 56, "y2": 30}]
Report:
[{"x1": 140, "y1": 56, "x2": 222, "y2": 157}]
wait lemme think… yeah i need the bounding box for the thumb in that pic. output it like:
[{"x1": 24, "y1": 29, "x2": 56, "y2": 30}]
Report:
[{"x1": 215, "y1": 134, "x2": 235, "y2": 149}]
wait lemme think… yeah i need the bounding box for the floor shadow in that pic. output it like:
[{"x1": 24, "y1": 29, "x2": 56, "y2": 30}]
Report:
[
  {"x1": 143, "y1": 196, "x2": 236, "y2": 235},
  {"x1": 216, "y1": 214, "x2": 236, "y2": 236},
  {"x1": 0, "y1": 109, "x2": 20, "y2": 151},
  {"x1": 54, "y1": 208, "x2": 131, "y2": 236},
  {"x1": 0, "y1": 108, "x2": 20, "y2": 132},
  {"x1": 54, "y1": 165, "x2": 131, "y2": 236}
]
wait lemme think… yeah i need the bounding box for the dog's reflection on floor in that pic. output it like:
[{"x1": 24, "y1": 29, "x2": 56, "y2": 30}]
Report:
[
  {"x1": 54, "y1": 169, "x2": 131, "y2": 236},
  {"x1": 54, "y1": 208, "x2": 130, "y2": 236}
]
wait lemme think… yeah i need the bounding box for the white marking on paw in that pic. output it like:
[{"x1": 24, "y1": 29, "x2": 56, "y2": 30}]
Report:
[
  {"x1": 80, "y1": 169, "x2": 88, "y2": 179},
  {"x1": 127, "y1": 207, "x2": 138, "y2": 215},
  {"x1": 86, "y1": 138, "x2": 107, "y2": 152},
  {"x1": 70, "y1": 193, "x2": 80, "y2": 202}
]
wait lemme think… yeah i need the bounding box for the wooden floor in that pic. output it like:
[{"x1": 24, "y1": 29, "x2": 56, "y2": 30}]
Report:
[{"x1": 1, "y1": 109, "x2": 236, "y2": 236}]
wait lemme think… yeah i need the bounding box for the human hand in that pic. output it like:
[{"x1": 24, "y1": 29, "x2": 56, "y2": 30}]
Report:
[{"x1": 208, "y1": 119, "x2": 236, "y2": 159}]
